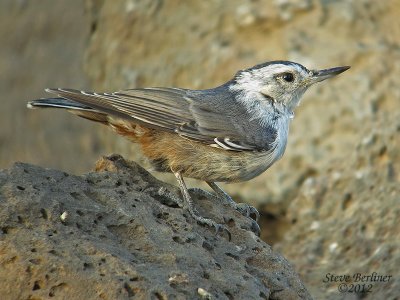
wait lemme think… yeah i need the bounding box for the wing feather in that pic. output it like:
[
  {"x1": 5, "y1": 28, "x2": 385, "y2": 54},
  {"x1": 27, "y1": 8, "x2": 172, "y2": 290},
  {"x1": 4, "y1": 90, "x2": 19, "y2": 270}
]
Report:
[{"x1": 44, "y1": 87, "x2": 275, "y2": 152}]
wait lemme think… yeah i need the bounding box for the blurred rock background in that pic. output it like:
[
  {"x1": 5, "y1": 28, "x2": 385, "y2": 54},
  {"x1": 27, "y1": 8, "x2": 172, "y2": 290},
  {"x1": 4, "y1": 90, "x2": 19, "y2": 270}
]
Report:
[
  {"x1": 0, "y1": 0, "x2": 97, "y2": 172},
  {"x1": 1, "y1": 0, "x2": 399, "y2": 298}
]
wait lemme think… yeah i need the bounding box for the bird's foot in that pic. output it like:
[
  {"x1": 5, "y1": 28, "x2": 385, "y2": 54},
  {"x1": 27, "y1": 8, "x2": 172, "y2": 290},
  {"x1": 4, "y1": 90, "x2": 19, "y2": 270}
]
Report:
[
  {"x1": 189, "y1": 187, "x2": 260, "y2": 237},
  {"x1": 232, "y1": 202, "x2": 260, "y2": 222},
  {"x1": 188, "y1": 188, "x2": 219, "y2": 201},
  {"x1": 188, "y1": 206, "x2": 231, "y2": 241},
  {"x1": 174, "y1": 173, "x2": 232, "y2": 240},
  {"x1": 152, "y1": 186, "x2": 232, "y2": 239},
  {"x1": 156, "y1": 186, "x2": 184, "y2": 207},
  {"x1": 233, "y1": 203, "x2": 261, "y2": 236},
  {"x1": 223, "y1": 202, "x2": 260, "y2": 237}
]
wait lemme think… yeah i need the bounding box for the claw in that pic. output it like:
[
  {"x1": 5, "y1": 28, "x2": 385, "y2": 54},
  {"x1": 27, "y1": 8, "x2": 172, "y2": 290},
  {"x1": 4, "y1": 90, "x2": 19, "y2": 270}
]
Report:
[
  {"x1": 250, "y1": 220, "x2": 261, "y2": 237},
  {"x1": 213, "y1": 223, "x2": 232, "y2": 241},
  {"x1": 206, "y1": 182, "x2": 261, "y2": 235},
  {"x1": 235, "y1": 203, "x2": 260, "y2": 222},
  {"x1": 194, "y1": 217, "x2": 232, "y2": 241},
  {"x1": 249, "y1": 206, "x2": 260, "y2": 222},
  {"x1": 212, "y1": 223, "x2": 232, "y2": 242}
]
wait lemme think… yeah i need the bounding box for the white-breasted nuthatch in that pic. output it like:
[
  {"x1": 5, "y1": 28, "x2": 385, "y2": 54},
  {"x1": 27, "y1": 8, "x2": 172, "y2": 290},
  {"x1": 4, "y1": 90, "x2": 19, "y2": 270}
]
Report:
[{"x1": 27, "y1": 60, "x2": 350, "y2": 238}]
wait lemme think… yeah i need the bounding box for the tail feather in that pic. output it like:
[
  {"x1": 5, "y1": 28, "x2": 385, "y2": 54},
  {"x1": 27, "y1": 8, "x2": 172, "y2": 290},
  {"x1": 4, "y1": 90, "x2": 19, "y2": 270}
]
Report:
[
  {"x1": 27, "y1": 97, "x2": 109, "y2": 124},
  {"x1": 27, "y1": 97, "x2": 92, "y2": 111}
]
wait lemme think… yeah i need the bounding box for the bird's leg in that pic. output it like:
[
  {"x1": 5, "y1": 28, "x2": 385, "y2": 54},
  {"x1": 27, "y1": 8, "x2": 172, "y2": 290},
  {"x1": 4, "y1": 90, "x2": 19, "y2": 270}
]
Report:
[
  {"x1": 187, "y1": 188, "x2": 220, "y2": 202},
  {"x1": 206, "y1": 182, "x2": 260, "y2": 222},
  {"x1": 174, "y1": 172, "x2": 231, "y2": 240},
  {"x1": 206, "y1": 182, "x2": 261, "y2": 236}
]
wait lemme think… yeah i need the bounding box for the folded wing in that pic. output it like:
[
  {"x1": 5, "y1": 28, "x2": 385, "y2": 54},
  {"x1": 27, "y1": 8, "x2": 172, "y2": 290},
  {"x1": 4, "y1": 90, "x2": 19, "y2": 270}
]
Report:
[{"x1": 37, "y1": 87, "x2": 273, "y2": 152}]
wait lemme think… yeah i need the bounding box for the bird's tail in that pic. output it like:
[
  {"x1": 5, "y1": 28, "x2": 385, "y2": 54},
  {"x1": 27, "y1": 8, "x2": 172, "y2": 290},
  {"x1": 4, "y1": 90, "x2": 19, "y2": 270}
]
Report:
[
  {"x1": 27, "y1": 97, "x2": 91, "y2": 110},
  {"x1": 27, "y1": 97, "x2": 109, "y2": 124}
]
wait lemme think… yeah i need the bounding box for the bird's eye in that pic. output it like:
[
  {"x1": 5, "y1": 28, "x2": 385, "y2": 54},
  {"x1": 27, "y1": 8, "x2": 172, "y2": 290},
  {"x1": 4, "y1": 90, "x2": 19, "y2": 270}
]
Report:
[{"x1": 282, "y1": 72, "x2": 294, "y2": 82}]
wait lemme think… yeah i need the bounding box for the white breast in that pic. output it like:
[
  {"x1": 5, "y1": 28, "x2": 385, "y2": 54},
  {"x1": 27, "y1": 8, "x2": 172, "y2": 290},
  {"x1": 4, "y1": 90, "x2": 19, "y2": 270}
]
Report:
[
  {"x1": 272, "y1": 113, "x2": 291, "y2": 161},
  {"x1": 238, "y1": 114, "x2": 291, "y2": 182}
]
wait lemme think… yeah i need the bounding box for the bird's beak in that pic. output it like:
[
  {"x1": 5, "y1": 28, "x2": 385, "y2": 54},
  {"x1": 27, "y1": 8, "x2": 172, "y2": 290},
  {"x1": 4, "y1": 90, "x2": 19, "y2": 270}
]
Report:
[{"x1": 308, "y1": 66, "x2": 350, "y2": 85}]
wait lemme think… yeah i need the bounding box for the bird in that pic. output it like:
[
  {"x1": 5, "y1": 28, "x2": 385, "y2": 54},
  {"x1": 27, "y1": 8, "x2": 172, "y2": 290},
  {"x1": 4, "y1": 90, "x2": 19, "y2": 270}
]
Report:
[{"x1": 27, "y1": 60, "x2": 349, "y2": 238}]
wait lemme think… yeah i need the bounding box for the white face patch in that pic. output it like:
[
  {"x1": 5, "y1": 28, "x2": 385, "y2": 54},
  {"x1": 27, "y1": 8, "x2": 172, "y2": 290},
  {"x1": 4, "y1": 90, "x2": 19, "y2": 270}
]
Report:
[
  {"x1": 230, "y1": 62, "x2": 311, "y2": 120},
  {"x1": 233, "y1": 63, "x2": 308, "y2": 91}
]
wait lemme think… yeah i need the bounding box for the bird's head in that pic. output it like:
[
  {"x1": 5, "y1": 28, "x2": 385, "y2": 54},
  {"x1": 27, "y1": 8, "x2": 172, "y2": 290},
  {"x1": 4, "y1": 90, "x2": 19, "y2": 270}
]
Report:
[{"x1": 232, "y1": 61, "x2": 350, "y2": 113}]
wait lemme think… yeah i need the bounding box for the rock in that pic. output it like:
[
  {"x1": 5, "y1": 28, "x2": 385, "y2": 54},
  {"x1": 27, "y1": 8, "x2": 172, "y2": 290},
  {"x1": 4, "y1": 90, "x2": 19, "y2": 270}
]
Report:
[{"x1": 0, "y1": 155, "x2": 311, "y2": 299}]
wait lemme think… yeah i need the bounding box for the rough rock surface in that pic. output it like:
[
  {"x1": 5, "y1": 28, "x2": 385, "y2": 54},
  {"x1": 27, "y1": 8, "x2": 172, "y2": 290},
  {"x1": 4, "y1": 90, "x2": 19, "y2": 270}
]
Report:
[{"x1": 0, "y1": 155, "x2": 311, "y2": 299}]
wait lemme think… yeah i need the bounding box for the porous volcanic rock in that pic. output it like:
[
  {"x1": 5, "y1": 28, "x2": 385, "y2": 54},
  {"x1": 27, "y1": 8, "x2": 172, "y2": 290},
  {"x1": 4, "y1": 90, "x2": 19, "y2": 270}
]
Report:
[{"x1": 0, "y1": 155, "x2": 311, "y2": 299}]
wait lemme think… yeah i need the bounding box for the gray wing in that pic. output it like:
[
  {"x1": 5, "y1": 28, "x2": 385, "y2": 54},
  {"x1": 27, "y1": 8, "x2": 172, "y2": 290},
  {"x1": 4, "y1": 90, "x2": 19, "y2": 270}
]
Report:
[{"x1": 43, "y1": 87, "x2": 274, "y2": 151}]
